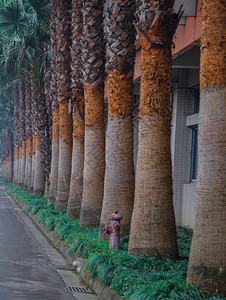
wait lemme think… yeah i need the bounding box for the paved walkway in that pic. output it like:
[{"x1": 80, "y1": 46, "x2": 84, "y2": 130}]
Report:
[{"x1": 0, "y1": 184, "x2": 99, "y2": 300}]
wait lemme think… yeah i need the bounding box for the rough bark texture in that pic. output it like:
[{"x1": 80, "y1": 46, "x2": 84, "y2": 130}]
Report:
[
  {"x1": 99, "y1": 0, "x2": 135, "y2": 238},
  {"x1": 31, "y1": 63, "x2": 51, "y2": 194},
  {"x1": 48, "y1": 0, "x2": 59, "y2": 204},
  {"x1": 128, "y1": 1, "x2": 182, "y2": 258},
  {"x1": 55, "y1": 0, "x2": 72, "y2": 210},
  {"x1": 80, "y1": 90, "x2": 105, "y2": 226},
  {"x1": 67, "y1": 102, "x2": 84, "y2": 218},
  {"x1": 33, "y1": 134, "x2": 45, "y2": 194},
  {"x1": 187, "y1": 0, "x2": 225, "y2": 296},
  {"x1": 25, "y1": 137, "x2": 33, "y2": 191},
  {"x1": 67, "y1": 0, "x2": 85, "y2": 219},
  {"x1": 30, "y1": 134, "x2": 36, "y2": 191},
  {"x1": 13, "y1": 85, "x2": 19, "y2": 184},
  {"x1": 24, "y1": 79, "x2": 32, "y2": 187},
  {"x1": 55, "y1": 102, "x2": 72, "y2": 210},
  {"x1": 17, "y1": 80, "x2": 26, "y2": 186},
  {"x1": 21, "y1": 140, "x2": 26, "y2": 185},
  {"x1": 48, "y1": 107, "x2": 59, "y2": 204},
  {"x1": 1, "y1": 129, "x2": 13, "y2": 182},
  {"x1": 13, "y1": 146, "x2": 18, "y2": 184},
  {"x1": 79, "y1": 0, "x2": 105, "y2": 226}
]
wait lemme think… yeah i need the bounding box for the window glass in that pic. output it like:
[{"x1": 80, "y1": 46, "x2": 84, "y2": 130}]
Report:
[
  {"x1": 193, "y1": 89, "x2": 200, "y2": 114},
  {"x1": 190, "y1": 127, "x2": 198, "y2": 181}
]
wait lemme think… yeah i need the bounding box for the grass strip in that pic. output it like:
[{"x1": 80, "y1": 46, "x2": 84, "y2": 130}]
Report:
[{"x1": 1, "y1": 179, "x2": 223, "y2": 300}]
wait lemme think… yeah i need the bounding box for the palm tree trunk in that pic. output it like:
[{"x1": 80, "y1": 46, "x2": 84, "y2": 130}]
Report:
[
  {"x1": 99, "y1": 0, "x2": 135, "y2": 238},
  {"x1": 17, "y1": 80, "x2": 26, "y2": 186},
  {"x1": 17, "y1": 145, "x2": 22, "y2": 185},
  {"x1": 56, "y1": 101, "x2": 72, "y2": 209},
  {"x1": 13, "y1": 85, "x2": 19, "y2": 184},
  {"x1": 67, "y1": 99, "x2": 84, "y2": 218},
  {"x1": 21, "y1": 140, "x2": 26, "y2": 185},
  {"x1": 187, "y1": 0, "x2": 225, "y2": 295},
  {"x1": 128, "y1": 1, "x2": 181, "y2": 258},
  {"x1": 25, "y1": 136, "x2": 33, "y2": 191},
  {"x1": 6, "y1": 129, "x2": 13, "y2": 182},
  {"x1": 13, "y1": 145, "x2": 18, "y2": 184},
  {"x1": 79, "y1": 0, "x2": 105, "y2": 226},
  {"x1": 33, "y1": 134, "x2": 45, "y2": 194},
  {"x1": 48, "y1": 0, "x2": 59, "y2": 204},
  {"x1": 1, "y1": 129, "x2": 6, "y2": 180},
  {"x1": 67, "y1": 0, "x2": 84, "y2": 219},
  {"x1": 30, "y1": 134, "x2": 36, "y2": 191},
  {"x1": 48, "y1": 106, "x2": 59, "y2": 203},
  {"x1": 55, "y1": 0, "x2": 72, "y2": 210},
  {"x1": 24, "y1": 79, "x2": 33, "y2": 190}
]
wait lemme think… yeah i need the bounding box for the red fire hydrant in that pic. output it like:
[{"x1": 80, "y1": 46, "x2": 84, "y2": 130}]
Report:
[{"x1": 104, "y1": 211, "x2": 122, "y2": 249}]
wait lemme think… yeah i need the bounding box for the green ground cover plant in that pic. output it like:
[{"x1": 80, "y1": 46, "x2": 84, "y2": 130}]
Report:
[{"x1": 1, "y1": 179, "x2": 223, "y2": 300}]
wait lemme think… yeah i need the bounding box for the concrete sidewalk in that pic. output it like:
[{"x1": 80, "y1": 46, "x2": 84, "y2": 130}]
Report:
[{"x1": 0, "y1": 184, "x2": 98, "y2": 300}]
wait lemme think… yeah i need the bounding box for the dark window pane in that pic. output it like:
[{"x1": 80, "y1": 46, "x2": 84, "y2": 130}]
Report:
[
  {"x1": 193, "y1": 89, "x2": 200, "y2": 114},
  {"x1": 190, "y1": 127, "x2": 198, "y2": 181}
]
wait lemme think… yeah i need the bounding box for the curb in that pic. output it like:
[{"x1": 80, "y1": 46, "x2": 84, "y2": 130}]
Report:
[{"x1": 5, "y1": 188, "x2": 122, "y2": 300}]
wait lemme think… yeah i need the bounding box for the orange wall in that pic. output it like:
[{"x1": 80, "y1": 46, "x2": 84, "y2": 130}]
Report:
[{"x1": 104, "y1": 0, "x2": 201, "y2": 97}]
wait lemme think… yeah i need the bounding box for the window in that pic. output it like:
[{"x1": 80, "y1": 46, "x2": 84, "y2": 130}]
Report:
[
  {"x1": 193, "y1": 88, "x2": 200, "y2": 114},
  {"x1": 190, "y1": 127, "x2": 198, "y2": 182}
]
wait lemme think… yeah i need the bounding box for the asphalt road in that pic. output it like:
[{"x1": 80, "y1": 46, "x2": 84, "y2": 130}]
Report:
[{"x1": 0, "y1": 184, "x2": 98, "y2": 300}]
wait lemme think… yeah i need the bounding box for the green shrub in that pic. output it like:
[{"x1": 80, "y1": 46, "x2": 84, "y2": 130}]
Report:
[{"x1": 1, "y1": 179, "x2": 223, "y2": 300}]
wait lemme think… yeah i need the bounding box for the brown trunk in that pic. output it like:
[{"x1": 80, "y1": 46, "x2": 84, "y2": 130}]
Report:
[
  {"x1": 21, "y1": 140, "x2": 26, "y2": 185},
  {"x1": 33, "y1": 135, "x2": 45, "y2": 194},
  {"x1": 48, "y1": 0, "x2": 59, "y2": 204},
  {"x1": 99, "y1": 0, "x2": 135, "y2": 237},
  {"x1": 26, "y1": 137, "x2": 33, "y2": 191},
  {"x1": 24, "y1": 78, "x2": 33, "y2": 189},
  {"x1": 67, "y1": 100, "x2": 84, "y2": 218},
  {"x1": 13, "y1": 145, "x2": 18, "y2": 184},
  {"x1": 17, "y1": 145, "x2": 22, "y2": 186},
  {"x1": 48, "y1": 107, "x2": 59, "y2": 203},
  {"x1": 187, "y1": 0, "x2": 225, "y2": 295},
  {"x1": 24, "y1": 151, "x2": 28, "y2": 187},
  {"x1": 15, "y1": 148, "x2": 19, "y2": 184},
  {"x1": 99, "y1": 72, "x2": 135, "y2": 238},
  {"x1": 55, "y1": 0, "x2": 72, "y2": 210},
  {"x1": 66, "y1": 0, "x2": 84, "y2": 218},
  {"x1": 127, "y1": 0, "x2": 182, "y2": 257},
  {"x1": 55, "y1": 101, "x2": 72, "y2": 210},
  {"x1": 30, "y1": 134, "x2": 36, "y2": 191},
  {"x1": 79, "y1": 88, "x2": 105, "y2": 226},
  {"x1": 128, "y1": 48, "x2": 178, "y2": 257},
  {"x1": 79, "y1": 0, "x2": 105, "y2": 226},
  {"x1": 4, "y1": 129, "x2": 13, "y2": 182}
]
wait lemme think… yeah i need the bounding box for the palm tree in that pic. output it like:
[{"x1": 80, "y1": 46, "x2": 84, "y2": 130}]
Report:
[
  {"x1": 187, "y1": 0, "x2": 225, "y2": 295},
  {"x1": 79, "y1": 0, "x2": 105, "y2": 226},
  {"x1": 18, "y1": 79, "x2": 26, "y2": 186},
  {"x1": 99, "y1": 0, "x2": 136, "y2": 238},
  {"x1": 5, "y1": 128, "x2": 13, "y2": 182},
  {"x1": 0, "y1": 128, "x2": 13, "y2": 181},
  {"x1": 12, "y1": 84, "x2": 19, "y2": 184},
  {"x1": 128, "y1": 0, "x2": 182, "y2": 258},
  {"x1": 24, "y1": 78, "x2": 33, "y2": 190},
  {"x1": 67, "y1": 0, "x2": 85, "y2": 219},
  {"x1": 54, "y1": 0, "x2": 72, "y2": 210},
  {"x1": 48, "y1": 0, "x2": 59, "y2": 204},
  {"x1": 0, "y1": 0, "x2": 51, "y2": 194}
]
